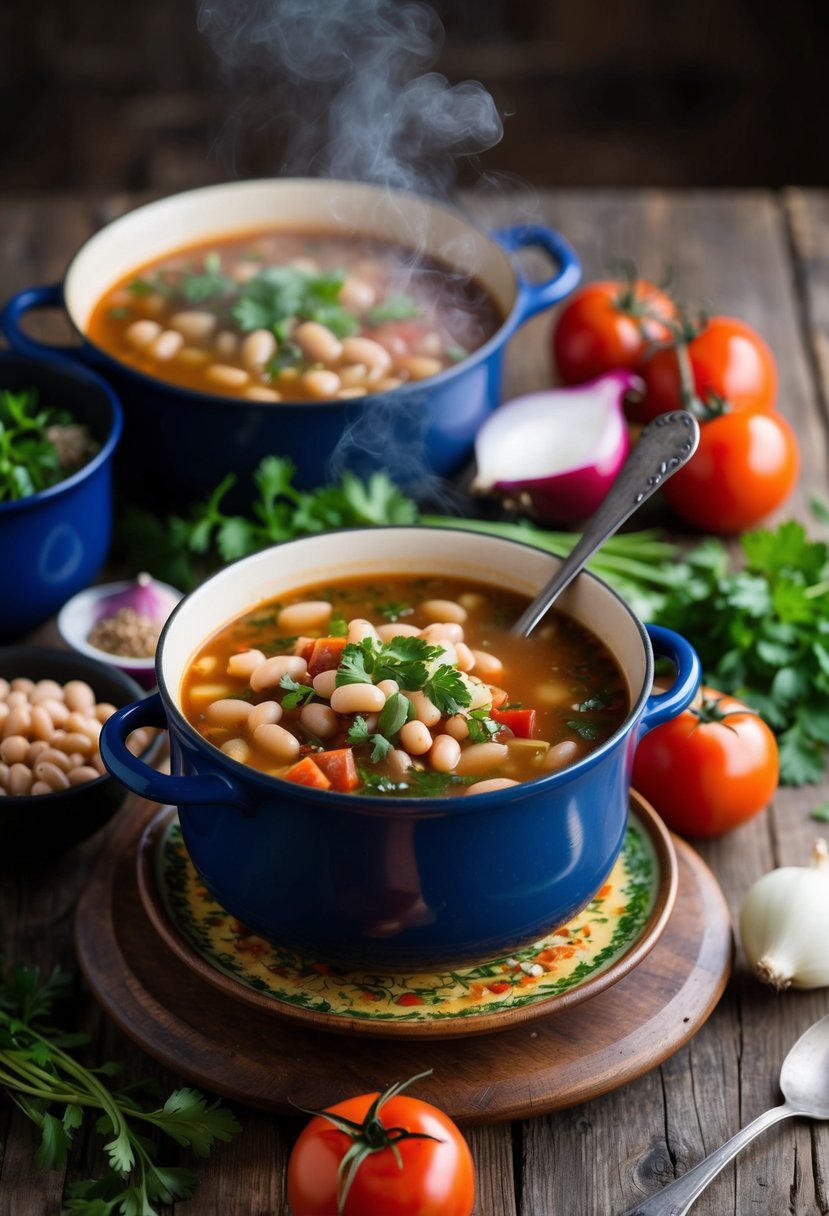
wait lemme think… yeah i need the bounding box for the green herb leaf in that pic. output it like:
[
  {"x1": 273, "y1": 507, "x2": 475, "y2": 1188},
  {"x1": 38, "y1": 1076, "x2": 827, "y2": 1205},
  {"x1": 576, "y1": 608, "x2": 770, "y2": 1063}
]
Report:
[
  {"x1": 424, "y1": 665, "x2": 471, "y2": 715},
  {"x1": 378, "y1": 692, "x2": 410, "y2": 738},
  {"x1": 566, "y1": 719, "x2": 602, "y2": 741},
  {"x1": 279, "y1": 673, "x2": 316, "y2": 708},
  {"x1": 366, "y1": 294, "x2": 421, "y2": 325},
  {"x1": 811, "y1": 802, "x2": 829, "y2": 823},
  {"x1": 466, "y1": 707, "x2": 499, "y2": 743}
]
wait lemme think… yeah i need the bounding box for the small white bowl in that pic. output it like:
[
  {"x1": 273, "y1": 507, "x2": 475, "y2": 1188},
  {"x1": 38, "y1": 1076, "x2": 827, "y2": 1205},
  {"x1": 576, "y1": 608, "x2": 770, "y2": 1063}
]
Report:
[{"x1": 58, "y1": 578, "x2": 182, "y2": 689}]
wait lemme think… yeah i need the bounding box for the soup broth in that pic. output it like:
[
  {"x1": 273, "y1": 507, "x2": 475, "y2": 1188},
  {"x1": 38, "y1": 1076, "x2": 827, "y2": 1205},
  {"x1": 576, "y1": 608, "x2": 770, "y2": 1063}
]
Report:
[
  {"x1": 179, "y1": 575, "x2": 629, "y2": 797},
  {"x1": 87, "y1": 231, "x2": 503, "y2": 404}
]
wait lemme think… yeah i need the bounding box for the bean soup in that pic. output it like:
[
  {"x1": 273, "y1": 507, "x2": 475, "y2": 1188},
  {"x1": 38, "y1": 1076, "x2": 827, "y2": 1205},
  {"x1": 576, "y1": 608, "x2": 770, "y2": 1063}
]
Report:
[
  {"x1": 180, "y1": 576, "x2": 629, "y2": 797},
  {"x1": 87, "y1": 232, "x2": 503, "y2": 404}
]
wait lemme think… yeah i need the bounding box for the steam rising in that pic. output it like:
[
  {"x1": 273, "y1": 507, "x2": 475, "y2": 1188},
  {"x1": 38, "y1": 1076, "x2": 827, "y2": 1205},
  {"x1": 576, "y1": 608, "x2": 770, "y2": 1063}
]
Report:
[{"x1": 198, "y1": 0, "x2": 503, "y2": 197}]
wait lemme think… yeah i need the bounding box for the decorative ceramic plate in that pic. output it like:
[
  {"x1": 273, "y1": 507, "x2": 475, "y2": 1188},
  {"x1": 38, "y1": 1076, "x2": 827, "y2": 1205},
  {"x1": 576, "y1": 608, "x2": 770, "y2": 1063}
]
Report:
[{"x1": 136, "y1": 793, "x2": 677, "y2": 1039}]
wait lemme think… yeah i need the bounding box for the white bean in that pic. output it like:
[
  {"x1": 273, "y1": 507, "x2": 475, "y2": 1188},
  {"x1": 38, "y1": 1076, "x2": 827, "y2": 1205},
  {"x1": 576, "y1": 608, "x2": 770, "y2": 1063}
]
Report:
[
  {"x1": 204, "y1": 699, "x2": 253, "y2": 728},
  {"x1": 169, "y1": 310, "x2": 217, "y2": 342},
  {"x1": 399, "y1": 720, "x2": 432, "y2": 756},
  {"x1": 278, "y1": 601, "x2": 333, "y2": 634},
  {"x1": 302, "y1": 369, "x2": 341, "y2": 399},
  {"x1": 347, "y1": 618, "x2": 379, "y2": 645},
  {"x1": 30, "y1": 781, "x2": 54, "y2": 796},
  {"x1": 10, "y1": 678, "x2": 35, "y2": 694},
  {"x1": 299, "y1": 702, "x2": 339, "y2": 739},
  {"x1": 64, "y1": 681, "x2": 96, "y2": 712},
  {"x1": 177, "y1": 346, "x2": 212, "y2": 367},
  {"x1": 8, "y1": 763, "x2": 33, "y2": 795},
  {"x1": 338, "y1": 277, "x2": 376, "y2": 312},
  {"x1": 245, "y1": 385, "x2": 281, "y2": 402},
  {"x1": 404, "y1": 690, "x2": 441, "y2": 728},
  {"x1": 543, "y1": 740, "x2": 581, "y2": 772},
  {"x1": 454, "y1": 742, "x2": 509, "y2": 776},
  {"x1": 313, "y1": 671, "x2": 338, "y2": 700},
  {"x1": 206, "y1": 364, "x2": 249, "y2": 389},
  {"x1": 2, "y1": 707, "x2": 31, "y2": 739},
  {"x1": 470, "y1": 650, "x2": 504, "y2": 680},
  {"x1": 0, "y1": 735, "x2": 29, "y2": 765},
  {"x1": 465, "y1": 778, "x2": 520, "y2": 796},
  {"x1": 455, "y1": 642, "x2": 475, "y2": 672},
  {"x1": 68, "y1": 765, "x2": 101, "y2": 787},
  {"x1": 227, "y1": 649, "x2": 266, "y2": 679},
  {"x1": 148, "y1": 329, "x2": 184, "y2": 361},
  {"x1": 253, "y1": 723, "x2": 300, "y2": 763},
  {"x1": 294, "y1": 321, "x2": 342, "y2": 365},
  {"x1": 215, "y1": 331, "x2": 239, "y2": 358},
  {"x1": 338, "y1": 387, "x2": 368, "y2": 399},
  {"x1": 387, "y1": 748, "x2": 413, "y2": 781},
  {"x1": 250, "y1": 655, "x2": 308, "y2": 693},
  {"x1": 376, "y1": 623, "x2": 420, "y2": 642},
  {"x1": 241, "y1": 329, "x2": 277, "y2": 370},
  {"x1": 444, "y1": 715, "x2": 470, "y2": 741},
  {"x1": 340, "y1": 337, "x2": 391, "y2": 376},
  {"x1": 376, "y1": 679, "x2": 399, "y2": 698},
  {"x1": 329, "y1": 684, "x2": 386, "y2": 715},
  {"x1": 248, "y1": 701, "x2": 283, "y2": 730},
  {"x1": 430, "y1": 733, "x2": 461, "y2": 773},
  {"x1": 396, "y1": 355, "x2": 443, "y2": 380},
  {"x1": 220, "y1": 738, "x2": 251, "y2": 765},
  {"x1": 125, "y1": 319, "x2": 162, "y2": 350},
  {"x1": 420, "y1": 622, "x2": 464, "y2": 644},
  {"x1": 339, "y1": 364, "x2": 369, "y2": 388},
  {"x1": 420, "y1": 599, "x2": 467, "y2": 625}
]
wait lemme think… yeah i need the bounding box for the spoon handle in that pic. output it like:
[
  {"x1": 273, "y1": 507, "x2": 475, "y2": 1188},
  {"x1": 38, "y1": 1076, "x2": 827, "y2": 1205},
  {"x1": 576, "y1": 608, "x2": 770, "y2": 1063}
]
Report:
[
  {"x1": 621, "y1": 1103, "x2": 796, "y2": 1216},
  {"x1": 510, "y1": 410, "x2": 699, "y2": 637}
]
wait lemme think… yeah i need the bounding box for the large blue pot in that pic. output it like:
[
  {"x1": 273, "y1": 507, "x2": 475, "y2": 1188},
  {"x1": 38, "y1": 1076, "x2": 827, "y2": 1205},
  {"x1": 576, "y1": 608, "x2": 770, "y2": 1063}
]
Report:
[
  {"x1": 0, "y1": 180, "x2": 581, "y2": 505},
  {"x1": 0, "y1": 354, "x2": 122, "y2": 641},
  {"x1": 100, "y1": 527, "x2": 700, "y2": 971}
]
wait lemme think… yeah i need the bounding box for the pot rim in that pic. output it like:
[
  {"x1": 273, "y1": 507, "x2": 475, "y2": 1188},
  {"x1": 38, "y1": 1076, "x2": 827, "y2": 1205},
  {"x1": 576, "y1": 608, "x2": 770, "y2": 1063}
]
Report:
[
  {"x1": 0, "y1": 352, "x2": 123, "y2": 516},
  {"x1": 58, "y1": 177, "x2": 529, "y2": 411},
  {"x1": 154, "y1": 524, "x2": 654, "y2": 814}
]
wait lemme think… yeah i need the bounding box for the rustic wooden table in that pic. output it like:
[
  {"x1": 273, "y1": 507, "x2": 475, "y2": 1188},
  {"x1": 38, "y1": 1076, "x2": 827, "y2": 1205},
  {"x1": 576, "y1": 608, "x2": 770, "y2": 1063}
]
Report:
[{"x1": 2, "y1": 188, "x2": 829, "y2": 1215}]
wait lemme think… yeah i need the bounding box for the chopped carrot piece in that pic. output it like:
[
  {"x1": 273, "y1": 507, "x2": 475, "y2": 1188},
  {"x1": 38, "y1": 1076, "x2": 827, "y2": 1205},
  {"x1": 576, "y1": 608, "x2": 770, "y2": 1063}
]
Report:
[
  {"x1": 491, "y1": 707, "x2": 537, "y2": 738},
  {"x1": 283, "y1": 756, "x2": 332, "y2": 790},
  {"x1": 293, "y1": 637, "x2": 316, "y2": 661},
  {"x1": 312, "y1": 747, "x2": 360, "y2": 792},
  {"x1": 307, "y1": 636, "x2": 348, "y2": 677}
]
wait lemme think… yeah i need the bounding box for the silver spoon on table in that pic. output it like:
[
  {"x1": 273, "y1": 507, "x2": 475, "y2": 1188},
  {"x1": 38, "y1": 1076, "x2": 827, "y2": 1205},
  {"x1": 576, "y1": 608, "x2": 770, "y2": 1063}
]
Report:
[
  {"x1": 510, "y1": 409, "x2": 699, "y2": 638},
  {"x1": 622, "y1": 1013, "x2": 829, "y2": 1216}
]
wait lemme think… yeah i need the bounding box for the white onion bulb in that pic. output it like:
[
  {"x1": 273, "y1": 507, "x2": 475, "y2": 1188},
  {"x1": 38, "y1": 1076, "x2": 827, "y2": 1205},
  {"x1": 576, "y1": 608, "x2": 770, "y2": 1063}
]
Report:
[{"x1": 739, "y1": 839, "x2": 829, "y2": 990}]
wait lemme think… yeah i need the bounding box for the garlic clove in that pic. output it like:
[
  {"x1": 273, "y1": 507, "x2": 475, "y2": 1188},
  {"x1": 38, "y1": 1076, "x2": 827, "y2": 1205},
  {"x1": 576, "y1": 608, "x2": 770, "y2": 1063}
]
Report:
[
  {"x1": 739, "y1": 839, "x2": 829, "y2": 991},
  {"x1": 472, "y1": 371, "x2": 638, "y2": 525}
]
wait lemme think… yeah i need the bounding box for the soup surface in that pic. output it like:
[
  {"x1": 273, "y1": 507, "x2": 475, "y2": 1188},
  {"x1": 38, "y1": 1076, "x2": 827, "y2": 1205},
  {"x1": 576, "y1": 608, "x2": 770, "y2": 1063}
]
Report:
[
  {"x1": 180, "y1": 576, "x2": 629, "y2": 797},
  {"x1": 87, "y1": 231, "x2": 503, "y2": 403}
]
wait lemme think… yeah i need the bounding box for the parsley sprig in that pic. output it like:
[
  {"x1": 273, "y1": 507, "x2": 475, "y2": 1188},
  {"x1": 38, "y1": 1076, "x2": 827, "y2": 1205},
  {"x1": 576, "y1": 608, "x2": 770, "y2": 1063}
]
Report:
[
  {"x1": 335, "y1": 638, "x2": 473, "y2": 717},
  {"x1": 0, "y1": 961, "x2": 240, "y2": 1215},
  {"x1": 0, "y1": 388, "x2": 87, "y2": 502}
]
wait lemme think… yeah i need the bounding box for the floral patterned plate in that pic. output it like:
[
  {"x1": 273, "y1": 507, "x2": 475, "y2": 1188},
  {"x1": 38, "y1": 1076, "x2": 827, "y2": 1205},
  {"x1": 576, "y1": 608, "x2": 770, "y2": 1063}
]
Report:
[{"x1": 136, "y1": 792, "x2": 677, "y2": 1039}]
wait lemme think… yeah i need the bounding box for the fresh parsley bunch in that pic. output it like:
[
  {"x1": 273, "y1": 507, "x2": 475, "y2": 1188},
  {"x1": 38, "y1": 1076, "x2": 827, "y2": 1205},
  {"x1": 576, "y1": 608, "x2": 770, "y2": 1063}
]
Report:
[
  {"x1": 656, "y1": 515, "x2": 829, "y2": 785},
  {"x1": 0, "y1": 388, "x2": 76, "y2": 502},
  {"x1": 0, "y1": 961, "x2": 240, "y2": 1215}
]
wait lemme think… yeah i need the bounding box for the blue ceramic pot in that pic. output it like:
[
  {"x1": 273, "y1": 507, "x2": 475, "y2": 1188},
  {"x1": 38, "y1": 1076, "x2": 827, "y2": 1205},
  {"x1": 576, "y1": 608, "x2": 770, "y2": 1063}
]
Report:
[
  {"x1": 0, "y1": 180, "x2": 580, "y2": 505},
  {"x1": 0, "y1": 354, "x2": 122, "y2": 641},
  {"x1": 100, "y1": 527, "x2": 700, "y2": 971}
]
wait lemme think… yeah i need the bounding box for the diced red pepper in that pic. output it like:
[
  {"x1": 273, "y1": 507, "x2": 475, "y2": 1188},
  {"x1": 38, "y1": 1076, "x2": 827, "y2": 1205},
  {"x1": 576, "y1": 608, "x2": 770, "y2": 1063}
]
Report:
[
  {"x1": 312, "y1": 747, "x2": 360, "y2": 793},
  {"x1": 491, "y1": 707, "x2": 538, "y2": 738},
  {"x1": 307, "y1": 636, "x2": 348, "y2": 677},
  {"x1": 283, "y1": 756, "x2": 332, "y2": 790}
]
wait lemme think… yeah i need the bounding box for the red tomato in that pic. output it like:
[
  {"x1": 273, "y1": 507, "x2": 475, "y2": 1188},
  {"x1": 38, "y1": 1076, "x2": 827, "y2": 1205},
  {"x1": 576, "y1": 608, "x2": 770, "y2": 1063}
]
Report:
[
  {"x1": 633, "y1": 687, "x2": 779, "y2": 838},
  {"x1": 634, "y1": 315, "x2": 777, "y2": 424},
  {"x1": 662, "y1": 409, "x2": 799, "y2": 533},
  {"x1": 552, "y1": 279, "x2": 675, "y2": 384},
  {"x1": 287, "y1": 1078, "x2": 475, "y2": 1216}
]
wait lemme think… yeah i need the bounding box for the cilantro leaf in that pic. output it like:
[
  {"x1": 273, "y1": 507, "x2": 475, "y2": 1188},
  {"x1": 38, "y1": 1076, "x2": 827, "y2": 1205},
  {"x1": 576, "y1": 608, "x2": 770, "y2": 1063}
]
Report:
[
  {"x1": 336, "y1": 639, "x2": 377, "y2": 686},
  {"x1": 143, "y1": 1088, "x2": 241, "y2": 1155},
  {"x1": 278, "y1": 673, "x2": 316, "y2": 708},
  {"x1": 179, "y1": 252, "x2": 235, "y2": 302},
  {"x1": 466, "y1": 708, "x2": 499, "y2": 743},
  {"x1": 424, "y1": 665, "x2": 471, "y2": 715},
  {"x1": 366, "y1": 294, "x2": 421, "y2": 325},
  {"x1": 566, "y1": 719, "x2": 602, "y2": 741},
  {"x1": 347, "y1": 716, "x2": 392, "y2": 762}
]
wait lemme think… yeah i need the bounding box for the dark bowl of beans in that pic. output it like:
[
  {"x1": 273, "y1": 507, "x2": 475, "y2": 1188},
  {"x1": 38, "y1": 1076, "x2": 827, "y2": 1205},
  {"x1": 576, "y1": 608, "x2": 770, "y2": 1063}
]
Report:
[
  {"x1": 0, "y1": 646, "x2": 159, "y2": 864},
  {"x1": 1, "y1": 179, "x2": 580, "y2": 506},
  {"x1": 100, "y1": 526, "x2": 701, "y2": 970}
]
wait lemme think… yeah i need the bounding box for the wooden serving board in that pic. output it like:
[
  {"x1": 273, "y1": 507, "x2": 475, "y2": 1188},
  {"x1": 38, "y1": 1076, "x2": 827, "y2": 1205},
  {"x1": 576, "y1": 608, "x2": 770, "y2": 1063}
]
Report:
[{"x1": 75, "y1": 796, "x2": 732, "y2": 1125}]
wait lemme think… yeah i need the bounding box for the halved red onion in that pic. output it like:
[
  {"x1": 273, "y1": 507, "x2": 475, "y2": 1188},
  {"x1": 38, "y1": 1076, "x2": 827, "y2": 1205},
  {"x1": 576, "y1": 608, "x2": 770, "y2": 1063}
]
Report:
[{"x1": 472, "y1": 370, "x2": 639, "y2": 524}]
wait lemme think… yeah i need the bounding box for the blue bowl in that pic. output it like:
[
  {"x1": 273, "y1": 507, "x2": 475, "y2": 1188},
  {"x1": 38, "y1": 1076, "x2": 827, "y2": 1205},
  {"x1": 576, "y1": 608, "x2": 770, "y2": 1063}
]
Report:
[
  {"x1": 0, "y1": 179, "x2": 580, "y2": 505},
  {"x1": 99, "y1": 527, "x2": 700, "y2": 971},
  {"x1": 0, "y1": 354, "x2": 123, "y2": 641}
]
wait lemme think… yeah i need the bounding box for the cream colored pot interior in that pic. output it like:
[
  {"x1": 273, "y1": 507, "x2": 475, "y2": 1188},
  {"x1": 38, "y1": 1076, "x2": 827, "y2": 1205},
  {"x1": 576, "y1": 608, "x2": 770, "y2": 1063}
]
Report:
[
  {"x1": 64, "y1": 180, "x2": 518, "y2": 330},
  {"x1": 160, "y1": 529, "x2": 648, "y2": 715}
]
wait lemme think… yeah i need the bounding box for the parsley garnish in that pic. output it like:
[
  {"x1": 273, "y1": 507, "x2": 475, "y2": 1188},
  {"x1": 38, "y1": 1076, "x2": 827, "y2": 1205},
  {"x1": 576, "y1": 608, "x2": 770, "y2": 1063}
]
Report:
[
  {"x1": 329, "y1": 611, "x2": 349, "y2": 638},
  {"x1": 365, "y1": 294, "x2": 421, "y2": 325},
  {"x1": 0, "y1": 962, "x2": 239, "y2": 1214},
  {"x1": 356, "y1": 767, "x2": 476, "y2": 797},
  {"x1": 179, "y1": 251, "x2": 236, "y2": 302},
  {"x1": 424, "y1": 665, "x2": 471, "y2": 715},
  {"x1": 377, "y1": 602, "x2": 414, "y2": 622},
  {"x1": 347, "y1": 715, "x2": 393, "y2": 762},
  {"x1": 466, "y1": 707, "x2": 500, "y2": 743},
  {"x1": 566, "y1": 719, "x2": 602, "y2": 741},
  {"x1": 232, "y1": 266, "x2": 359, "y2": 337},
  {"x1": 278, "y1": 673, "x2": 316, "y2": 708},
  {"x1": 0, "y1": 389, "x2": 93, "y2": 503},
  {"x1": 811, "y1": 803, "x2": 829, "y2": 823}
]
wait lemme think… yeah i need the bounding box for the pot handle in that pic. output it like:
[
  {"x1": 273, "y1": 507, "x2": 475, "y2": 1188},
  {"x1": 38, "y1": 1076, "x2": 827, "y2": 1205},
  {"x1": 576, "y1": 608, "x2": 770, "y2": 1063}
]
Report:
[
  {"x1": 492, "y1": 224, "x2": 582, "y2": 325},
  {"x1": 0, "y1": 283, "x2": 88, "y2": 361},
  {"x1": 640, "y1": 625, "x2": 702, "y2": 733},
  {"x1": 100, "y1": 692, "x2": 239, "y2": 807}
]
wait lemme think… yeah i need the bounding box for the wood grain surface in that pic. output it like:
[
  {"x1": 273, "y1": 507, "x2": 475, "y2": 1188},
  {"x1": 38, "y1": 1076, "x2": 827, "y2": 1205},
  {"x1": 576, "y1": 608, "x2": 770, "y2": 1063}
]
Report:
[{"x1": 2, "y1": 189, "x2": 829, "y2": 1215}]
